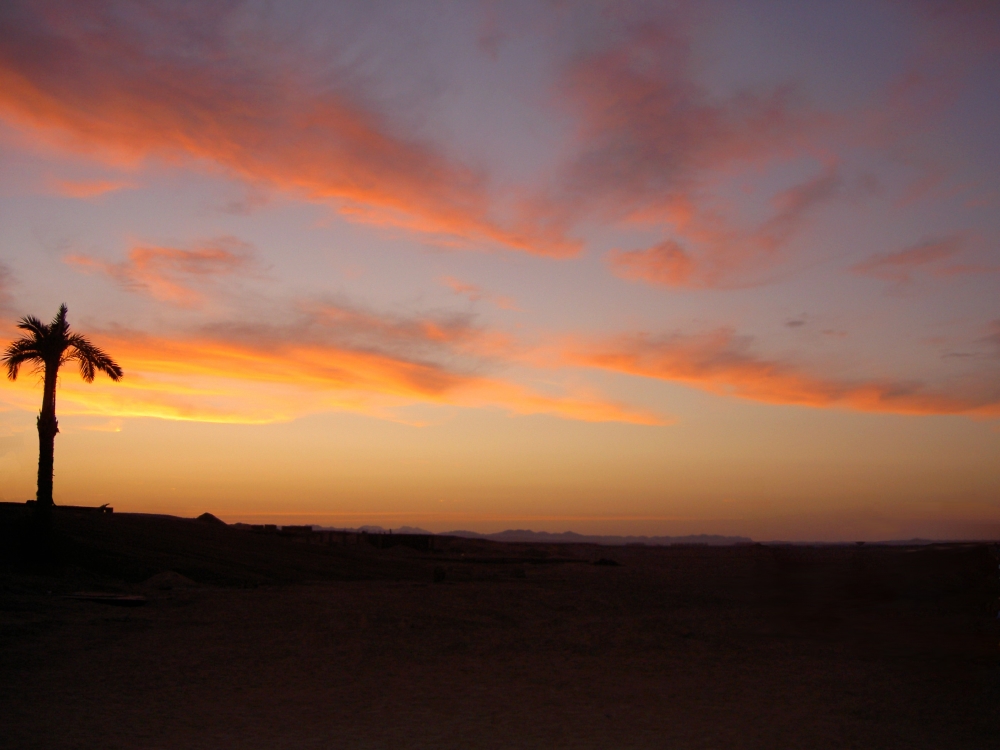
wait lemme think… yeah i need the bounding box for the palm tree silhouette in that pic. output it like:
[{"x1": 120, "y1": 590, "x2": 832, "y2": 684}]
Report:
[{"x1": 2, "y1": 305, "x2": 122, "y2": 507}]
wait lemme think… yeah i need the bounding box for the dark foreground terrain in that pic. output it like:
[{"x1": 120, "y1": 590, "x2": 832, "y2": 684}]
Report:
[{"x1": 1, "y1": 507, "x2": 998, "y2": 749}]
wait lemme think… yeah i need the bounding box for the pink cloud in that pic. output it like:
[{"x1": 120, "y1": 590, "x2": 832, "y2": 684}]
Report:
[
  {"x1": 607, "y1": 167, "x2": 840, "y2": 288},
  {"x1": 300, "y1": 300, "x2": 503, "y2": 359},
  {"x1": 535, "y1": 22, "x2": 835, "y2": 287},
  {"x1": 554, "y1": 25, "x2": 819, "y2": 216},
  {"x1": 850, "y1": 235, "x2": 996, "y2": 285},
  {"x1": 757, "y1": 166, "x2": 841, "y2": 252},
  {"x1": 66, "y1": 237, "x2": 254, "y2": 307},
  {"x1": 441, "y1": 276, "x2": 518, "y2": 310}
]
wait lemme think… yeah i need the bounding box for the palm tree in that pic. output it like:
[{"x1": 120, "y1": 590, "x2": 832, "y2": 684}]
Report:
[{"x1": 2, "y1": 305, "x2": 122, "y2": 508}]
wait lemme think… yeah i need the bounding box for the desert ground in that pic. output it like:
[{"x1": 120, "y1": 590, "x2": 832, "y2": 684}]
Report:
[{"x1": 1, "y1": 506, "x2": 998, "y2": 749}]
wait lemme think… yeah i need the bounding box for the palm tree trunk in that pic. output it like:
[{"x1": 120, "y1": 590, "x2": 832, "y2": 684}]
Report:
[{"x1": 35, "y1": 363, "x2": 59, "y2": 507}]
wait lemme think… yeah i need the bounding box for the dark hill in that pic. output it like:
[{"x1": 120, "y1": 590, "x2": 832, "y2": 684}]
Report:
[
  {"x1": 0, "y1": 505, "x2": 431, "y2": 587},
  {"x1": 0, "y1": 503, "x2": 997, "y2": 748}
]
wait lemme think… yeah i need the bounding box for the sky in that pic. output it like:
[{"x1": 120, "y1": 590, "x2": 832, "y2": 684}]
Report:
[{"x1": 0, "y1": 0, "x2": 998, "y2": 541}]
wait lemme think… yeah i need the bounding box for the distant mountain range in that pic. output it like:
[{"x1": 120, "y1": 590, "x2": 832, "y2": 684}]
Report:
[
  {"x1": 320, "y1": 525, "x2": 752, "y2": 546},
  {"x1": 303, "y1": 524, "x2": 977, "y2": 545},
  {"x1": 442, "y1": 529, "x2": 752, "y2": 546}
]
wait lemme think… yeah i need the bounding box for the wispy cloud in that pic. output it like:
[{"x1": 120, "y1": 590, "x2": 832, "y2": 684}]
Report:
[
  {"x1": 47, "y1": 177, "x2": 133, "y2": 198},
  {"x1": 756, "y1": 166, "x2": 841, "y2": 253},
  {"x1": 563, "y1": 328, "x2": 1000, "y2": 417},
  {"x1": 556, "y1": 25, "x2": 815, "y2": 215},
  {"x1": 851, "y1": 235, "x2": 995, "y2": 286},
  {"x1": 53, "y1": 334, "x2": 660, "y2": 426},
  {"x1": 0, "y1": 2, "x2": 578, "y2": 257},
  {"x1": 66, "y1": 237, "x2": 255, "y2": 307},
  {"x1": 605, "y1": 166, "x2": 839, "y2": 288},
  {"x1": 296, "y1": 300, "x2": 512, "y2": 360},
  {"x1": 441, "y1": 276, "x2": 518, "y2": 310},
  {"x1": 606, "y1": 240, "x2": 695, "y2": 288},
  {"x1": 1, "y1": 300, "x2": 663, "y2": 426},
  {"x1": 543, "y1": 23, "x2": 834, "y2": 287}
]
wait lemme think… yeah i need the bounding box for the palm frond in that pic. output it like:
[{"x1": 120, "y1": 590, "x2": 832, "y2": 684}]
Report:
[
  {"x1": 50, "y1": 304, "x2": 70, "y2": 337},
  {"x1": 66, "y1": 334, "x2": 123, "y2": 382},
  {"x1": 5, "y1": 305, "x2": 122, "y2": 383},
  {"x1": 16, "y1": 315, "x2": 47, "y2": 338},
  {"x1": 1, "y1": 338, "x2": 44, "y2": 381}
]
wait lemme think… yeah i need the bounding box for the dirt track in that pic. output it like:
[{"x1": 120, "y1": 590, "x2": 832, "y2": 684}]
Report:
[{"x1": 1, "y1": 511, "x2": 998, "y2": 749}]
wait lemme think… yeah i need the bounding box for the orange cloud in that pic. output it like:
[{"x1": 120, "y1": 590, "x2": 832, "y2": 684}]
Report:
[
  {"x1": 47, "y1": 177, "x2": 133, "y2": 198},
  {"x1": 1, "y1": 299, "x2": 663, "y2": 426},
  {"x1": 606, "y1": 240, "x2": 695, "y2": 288},
  {"x1": 0, "y1": 4, "x2": 578, "y2": 257},
  {"x1": 565, "y1": 329, "x2": 1000, "y2": 417},
  {"x1": 39, "y1": 330, "x2": 662, "y2": 426},
  {"x1": 66, "y1": 237, "x2": 254, "y2": 306}
]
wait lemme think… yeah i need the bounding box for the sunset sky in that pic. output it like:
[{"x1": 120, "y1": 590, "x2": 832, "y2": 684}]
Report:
[{"x1": 0, "y1": 1, "x2": 998, "y2": 540}]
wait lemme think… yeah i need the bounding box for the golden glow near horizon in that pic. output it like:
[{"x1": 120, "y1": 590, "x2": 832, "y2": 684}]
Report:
[{"x1": 0, "y1": 2, "x2": 998, "y2": 540}]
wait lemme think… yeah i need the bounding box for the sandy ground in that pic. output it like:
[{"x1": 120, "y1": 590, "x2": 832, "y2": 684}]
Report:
[{"x1": 1, "y1": 511, "x2": 998, "y2": 749}]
